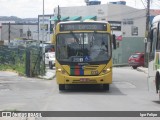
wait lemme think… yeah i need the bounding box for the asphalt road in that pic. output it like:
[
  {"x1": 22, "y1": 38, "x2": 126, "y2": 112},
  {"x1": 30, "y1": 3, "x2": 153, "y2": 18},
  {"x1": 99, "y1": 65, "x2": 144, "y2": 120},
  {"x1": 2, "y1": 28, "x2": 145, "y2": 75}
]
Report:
[{"x1": 0, "y1": 67, "x2": 160, "y2": 120}]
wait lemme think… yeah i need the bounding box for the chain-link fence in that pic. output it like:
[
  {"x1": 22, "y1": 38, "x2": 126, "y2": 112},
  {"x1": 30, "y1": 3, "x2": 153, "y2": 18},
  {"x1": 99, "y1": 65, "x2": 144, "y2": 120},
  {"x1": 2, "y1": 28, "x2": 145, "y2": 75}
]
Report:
[
  {"x1": 25, "y1": 45, "x2": 45, "y2": 77},
  {"x1": 0, "y1": 43, "x2": 45, "y2": 77}
]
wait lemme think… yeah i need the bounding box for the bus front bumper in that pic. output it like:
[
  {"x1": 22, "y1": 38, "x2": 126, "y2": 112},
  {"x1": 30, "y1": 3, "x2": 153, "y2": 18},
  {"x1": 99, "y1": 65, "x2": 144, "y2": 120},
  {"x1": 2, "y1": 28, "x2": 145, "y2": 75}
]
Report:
[{"x1": 56, "y1": 71, "x2": 112, "y2": 84}]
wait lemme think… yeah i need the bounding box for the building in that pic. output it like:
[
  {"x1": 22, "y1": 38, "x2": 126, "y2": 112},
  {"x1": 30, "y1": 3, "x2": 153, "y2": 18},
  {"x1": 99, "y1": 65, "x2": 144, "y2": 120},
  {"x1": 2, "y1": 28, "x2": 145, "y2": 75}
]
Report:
[
  {"x1": 38, "y1": 14, "x2": 54, "y2": 42},
  {"x1": 1, "y1": 15, "x2": 55, "y2": 43},
  {"x1": 0, "y1": 21, "x2": 15, "y2": 41},
  {"x1": 1, "y1": 23, "x2": 38, "y2": 44}
]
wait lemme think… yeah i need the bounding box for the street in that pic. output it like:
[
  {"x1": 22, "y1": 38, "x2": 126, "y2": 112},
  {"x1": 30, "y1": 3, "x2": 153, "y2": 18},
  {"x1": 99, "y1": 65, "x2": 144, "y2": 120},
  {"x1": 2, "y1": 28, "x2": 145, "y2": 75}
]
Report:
[{"x1": 0, "y1": 67, "x2": 160, "y2": 120}]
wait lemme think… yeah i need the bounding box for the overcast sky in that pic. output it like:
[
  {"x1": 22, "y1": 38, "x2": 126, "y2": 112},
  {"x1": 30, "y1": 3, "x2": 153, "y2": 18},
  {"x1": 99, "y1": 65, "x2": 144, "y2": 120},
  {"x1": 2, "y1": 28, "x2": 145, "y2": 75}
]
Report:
[{"x1": 0, "y1": 0, "x2": 160, "y2": 18}]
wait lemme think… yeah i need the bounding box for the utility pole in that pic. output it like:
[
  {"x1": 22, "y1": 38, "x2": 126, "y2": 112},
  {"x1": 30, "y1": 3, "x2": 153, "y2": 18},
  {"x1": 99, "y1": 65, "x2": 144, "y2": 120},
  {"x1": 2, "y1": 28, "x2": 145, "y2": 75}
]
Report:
[
  {"x1": 145, "y1": 0, "x2": 150, "y2": 67},
  {"x1": 146, "y1": 0, "x2": 150, "y2": 34},
  {"x1": 43, "y1": 0, "x2": 45, "y2": 43},
  {"x1": 42, "y1": 0, "x2": 45, "y2": 75},
  {"x1": 8, "y1": 22, "x2": 10, "y2": 43},
  {"x1": 57, "y1": 5, "x2": 61, "y2": 23}
]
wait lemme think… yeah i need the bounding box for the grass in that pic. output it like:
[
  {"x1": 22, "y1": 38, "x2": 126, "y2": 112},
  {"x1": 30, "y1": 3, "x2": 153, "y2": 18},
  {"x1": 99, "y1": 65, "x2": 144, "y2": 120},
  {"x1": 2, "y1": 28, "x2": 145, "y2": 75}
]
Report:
[{"x1": 0, "y1": 64, "x2": 25, "y2": 76}]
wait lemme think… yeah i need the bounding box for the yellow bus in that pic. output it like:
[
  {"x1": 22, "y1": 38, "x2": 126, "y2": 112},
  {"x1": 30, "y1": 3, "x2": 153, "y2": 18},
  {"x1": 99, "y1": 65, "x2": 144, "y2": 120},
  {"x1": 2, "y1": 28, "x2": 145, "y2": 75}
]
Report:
[{"x1": 53, "y1": 21, "x2": 116, "y2": 91}]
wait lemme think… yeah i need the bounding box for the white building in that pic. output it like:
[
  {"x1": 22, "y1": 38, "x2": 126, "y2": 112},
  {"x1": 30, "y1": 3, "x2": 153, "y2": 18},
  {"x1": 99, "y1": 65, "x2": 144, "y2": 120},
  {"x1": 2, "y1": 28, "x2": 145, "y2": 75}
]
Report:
[
  {"x1": 38, "y1": 14, "x2": 54, "y2": 42},
  {"x1": 53, "y1": 3, "x2": 146, "y2": 38},
  {"x1": 0, "y1": 21, "x2": 15, "y2": 41},
  {"x1": 1, "y1": 23, "x2": 38, "y2": 44}
]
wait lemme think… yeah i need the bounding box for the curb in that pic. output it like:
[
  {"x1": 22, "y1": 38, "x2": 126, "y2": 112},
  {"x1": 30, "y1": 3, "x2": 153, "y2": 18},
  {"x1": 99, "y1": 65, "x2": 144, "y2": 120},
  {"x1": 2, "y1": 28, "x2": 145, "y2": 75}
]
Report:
[
  {"x1": 113, "y1": 64, "x2": 129, "y2": 67},
  {"x1": 38, "y1": 75, "x2": 56, "y2": 80},
  {"x1": 137, "y1": 67, "x2": 148, "y2": 74}
]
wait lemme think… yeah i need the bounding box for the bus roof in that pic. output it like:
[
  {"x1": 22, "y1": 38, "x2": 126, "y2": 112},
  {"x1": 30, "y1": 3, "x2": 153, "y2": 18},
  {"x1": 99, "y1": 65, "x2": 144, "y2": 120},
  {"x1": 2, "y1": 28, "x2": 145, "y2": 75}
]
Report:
[{"x1": 57, "y1": 21, "x2": 109, "y2": 24}]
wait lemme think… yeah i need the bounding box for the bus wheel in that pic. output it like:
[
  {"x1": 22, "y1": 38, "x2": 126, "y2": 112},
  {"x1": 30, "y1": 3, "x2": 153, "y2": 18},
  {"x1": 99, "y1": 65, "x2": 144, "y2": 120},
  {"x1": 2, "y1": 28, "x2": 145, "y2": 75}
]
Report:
[
  {"x1": 103, "y1": 84, "x2": 109, "y2": 91},
  {"x1": 132, "y1": 66, "x2": 137, "y2": 69},
  {"x1": 155, "y1": 72, "x2": 160, "y2": 93},
  {"x1": 59, "y1": 84, "x2": 65, "y2": 91}
]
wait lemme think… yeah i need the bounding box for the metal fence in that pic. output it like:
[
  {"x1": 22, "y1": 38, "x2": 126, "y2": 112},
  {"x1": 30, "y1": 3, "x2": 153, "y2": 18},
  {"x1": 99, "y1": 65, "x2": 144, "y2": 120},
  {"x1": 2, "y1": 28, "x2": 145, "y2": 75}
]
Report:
[
  {"x1": 25, "y1": 46, "x2": 45, "y2": 77},
  {"x1": 0, "y1": 44, "x2": 45, "y2": 77}
]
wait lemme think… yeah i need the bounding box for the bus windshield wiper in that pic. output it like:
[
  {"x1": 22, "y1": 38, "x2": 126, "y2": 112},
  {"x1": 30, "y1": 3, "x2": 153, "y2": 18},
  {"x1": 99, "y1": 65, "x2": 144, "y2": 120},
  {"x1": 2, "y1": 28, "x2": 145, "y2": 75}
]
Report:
[
  {"x1": 90, "y1": 31, "x2": 97, "y2": 47},
  {"x1": 70, "y1": 31, "x2": 79, "y2": 44}
]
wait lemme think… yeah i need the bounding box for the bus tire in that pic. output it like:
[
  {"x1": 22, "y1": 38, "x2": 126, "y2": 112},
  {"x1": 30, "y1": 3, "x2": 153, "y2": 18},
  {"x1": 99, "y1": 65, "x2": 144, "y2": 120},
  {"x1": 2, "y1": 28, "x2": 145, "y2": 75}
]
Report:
[
  {"x1": 103, "y1": 84, "x2": 109, "y2": 91},
  {"x1": 132, "y1": 66, "x2": 137, "y2": 69},
  {"x1": 59, "y1": 84, "x2": 65, "y2": 91},
  {"x1": 155, "y1": 72, "x2": 160, "y2": 93}
]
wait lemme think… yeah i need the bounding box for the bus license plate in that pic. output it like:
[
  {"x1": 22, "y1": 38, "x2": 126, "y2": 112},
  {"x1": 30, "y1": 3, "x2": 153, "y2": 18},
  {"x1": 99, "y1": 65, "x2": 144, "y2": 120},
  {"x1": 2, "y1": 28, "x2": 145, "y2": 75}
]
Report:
[{"x1": 80, "y1": 78, "x2": 90, "y2": 82}]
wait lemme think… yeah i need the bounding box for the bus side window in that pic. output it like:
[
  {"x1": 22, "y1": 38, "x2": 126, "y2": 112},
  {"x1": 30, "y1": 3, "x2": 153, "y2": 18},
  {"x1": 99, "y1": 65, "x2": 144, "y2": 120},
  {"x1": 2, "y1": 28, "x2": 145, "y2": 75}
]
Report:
[
  {"x1": 149, "y1": 30, "x2": 153, "y2": 53},
  {"x1": 158, "y1": 23, "x2": 160, "y2": 50}
]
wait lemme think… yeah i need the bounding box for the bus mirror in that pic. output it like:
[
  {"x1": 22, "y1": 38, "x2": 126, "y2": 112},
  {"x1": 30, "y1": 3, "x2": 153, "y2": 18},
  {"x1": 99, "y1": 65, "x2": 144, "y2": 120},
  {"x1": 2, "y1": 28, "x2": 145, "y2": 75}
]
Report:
[
  {"x1": 51, "y1": 34, "x2": 56, "y2": 44},
  {"x1": 112, "y1": 34, "x2": 116, "y2": 49},
  {"x1": 146, "y1": 42, "x2": 151, "y2": 53}
]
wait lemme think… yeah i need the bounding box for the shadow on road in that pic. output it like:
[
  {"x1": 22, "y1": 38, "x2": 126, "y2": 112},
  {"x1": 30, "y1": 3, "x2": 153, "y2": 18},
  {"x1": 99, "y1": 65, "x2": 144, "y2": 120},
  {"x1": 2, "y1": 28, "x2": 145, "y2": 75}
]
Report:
[
  {"x1": 152, "y1": 101, "x2": 160, "y2": 104},
  {"x1": 59, "y1": 84, "x2": 126, "y2": 96}
]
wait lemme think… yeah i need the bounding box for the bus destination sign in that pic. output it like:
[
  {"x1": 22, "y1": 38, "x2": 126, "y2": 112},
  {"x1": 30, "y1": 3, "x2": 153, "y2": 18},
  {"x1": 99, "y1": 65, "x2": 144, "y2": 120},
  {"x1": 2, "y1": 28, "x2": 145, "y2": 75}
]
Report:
[{"x1": 60, "y1": 23, "x2": 107, "y2": 31}]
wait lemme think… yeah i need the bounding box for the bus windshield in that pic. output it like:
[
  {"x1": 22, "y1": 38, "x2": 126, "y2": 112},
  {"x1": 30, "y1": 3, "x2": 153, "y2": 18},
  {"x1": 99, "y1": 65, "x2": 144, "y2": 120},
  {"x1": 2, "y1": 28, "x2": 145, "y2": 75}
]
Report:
[{"x1": 56, "y1": 32, "x2": 111, "y2": 63}]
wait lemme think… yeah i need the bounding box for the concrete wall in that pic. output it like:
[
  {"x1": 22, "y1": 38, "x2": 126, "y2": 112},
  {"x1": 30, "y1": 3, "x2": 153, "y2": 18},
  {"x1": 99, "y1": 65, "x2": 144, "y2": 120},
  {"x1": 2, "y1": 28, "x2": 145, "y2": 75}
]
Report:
[
  {"x1": 113, "y1": 37, "x2": 145, "y2": 65},
  {"x1": 1, "y1": 23, "x2": 38, "y2": 42},
  {"x1": 0, "y1": 21, "x2": 15, "y2": 41}
]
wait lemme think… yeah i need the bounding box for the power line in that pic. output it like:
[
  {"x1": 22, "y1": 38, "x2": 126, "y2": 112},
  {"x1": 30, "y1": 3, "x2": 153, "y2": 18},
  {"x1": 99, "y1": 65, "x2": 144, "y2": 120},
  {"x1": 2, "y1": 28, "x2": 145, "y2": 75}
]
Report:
[
  {"x1": 141, "y1": 0, "x2": 147, "y2": 8},
  {"x1": 152, "y1": 1, "x2": 160, "y2": 7}
]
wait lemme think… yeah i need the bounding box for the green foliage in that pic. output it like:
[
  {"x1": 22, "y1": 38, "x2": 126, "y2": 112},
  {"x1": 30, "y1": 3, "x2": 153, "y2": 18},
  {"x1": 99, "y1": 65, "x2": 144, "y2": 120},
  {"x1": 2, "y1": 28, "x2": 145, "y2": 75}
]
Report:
[
  {"x1": 0, "y1": 46, "x2": 25, "y2": 75},
  {"x1": 0, "y1": 45, "x2": 44, "y2": 77}
]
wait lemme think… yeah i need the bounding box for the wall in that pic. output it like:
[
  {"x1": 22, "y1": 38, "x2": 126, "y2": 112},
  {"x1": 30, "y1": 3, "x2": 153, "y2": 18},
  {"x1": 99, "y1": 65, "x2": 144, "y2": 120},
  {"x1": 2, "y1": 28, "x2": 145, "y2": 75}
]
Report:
[
  {"x1": 0, "y1": 21, "x2": 15, "y2": 41},
  {"x1": 54, "y1": 4, "x2": 108, "y2": 21},
  {"x1": 113, "y1": 37, "x2": 145, "y2": 65},
  {"x1": 1, "y1": 23, "x2": 38, "y2": 42},
  {"x1": 38, "y1": 15, "x2": 54, "y2": 42}
]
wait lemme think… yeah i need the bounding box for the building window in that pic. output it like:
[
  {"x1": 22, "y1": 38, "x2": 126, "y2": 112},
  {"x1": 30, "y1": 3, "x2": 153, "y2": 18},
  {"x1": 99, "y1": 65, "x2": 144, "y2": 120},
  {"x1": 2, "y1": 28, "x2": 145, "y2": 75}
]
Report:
[
  {"x1": 131, "y1": 26, "x2": 138, "y2": 36},
  {"x1": 19, "y1": 29, "x2": 23, "y2": 37},
  {"x1": 40, "y1": 24, "x2": 48, "y2": 31},
  {"x1": 101, "y1": 18, "x2": 106, "y2": 21},
  {"x1": 123, "y1": 19, "x2": 134, "y2": 25},
  {"x1": 108, "y1": 21, "x2": 121, "y2": 31}
]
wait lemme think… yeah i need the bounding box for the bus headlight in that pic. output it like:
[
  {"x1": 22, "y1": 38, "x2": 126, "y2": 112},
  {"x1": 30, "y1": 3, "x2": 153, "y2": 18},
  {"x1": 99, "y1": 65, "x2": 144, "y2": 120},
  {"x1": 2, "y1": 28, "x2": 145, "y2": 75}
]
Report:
[
  {"x1": 107, "y1": 68, "x2": 111, "y2": 71},
  {"x1": 57, "y1": 68, "x2": 66, "y2": 74},
  {"x1": 102, "y1": 68, "x2": 111, "y2": 74},
  {"x1": 57, "y1": 68, "x2": 62, "y2": 72}
]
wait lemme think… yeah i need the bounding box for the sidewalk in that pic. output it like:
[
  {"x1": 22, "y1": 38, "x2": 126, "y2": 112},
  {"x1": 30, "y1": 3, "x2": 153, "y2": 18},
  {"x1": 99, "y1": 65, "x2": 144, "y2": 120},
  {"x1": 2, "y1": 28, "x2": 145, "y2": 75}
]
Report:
[
  {"x1": 137, "y1": 67, "x2": 148, "y2": 74},
  {"x1": 38, "y1": 67, "x2": 56, "y2": 80}
]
